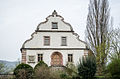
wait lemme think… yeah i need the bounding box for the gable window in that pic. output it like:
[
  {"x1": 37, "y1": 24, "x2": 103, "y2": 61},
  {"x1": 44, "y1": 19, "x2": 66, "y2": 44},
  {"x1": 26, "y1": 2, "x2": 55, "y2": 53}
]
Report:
[
  {"x1": 38, "y1": 54, "x2": 43, "y2": 62},
  {"x1": 52, "y1": 22, "x2": 58, "y2": 29},
  {"x1": 44, "y1": 36, "x2": 50, "y2": 46},
  {"x1": 68, "y1": 54, "x2": 73, "y2": 62},
  {"x1": 61, "y1": 37, "x2": 67, "y2": 46}
]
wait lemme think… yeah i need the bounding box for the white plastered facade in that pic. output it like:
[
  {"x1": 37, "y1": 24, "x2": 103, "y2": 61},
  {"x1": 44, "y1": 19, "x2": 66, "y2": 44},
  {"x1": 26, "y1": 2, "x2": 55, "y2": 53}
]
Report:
[{"x1": 21, "y1": 10, "x2": 89, "y2": 68}]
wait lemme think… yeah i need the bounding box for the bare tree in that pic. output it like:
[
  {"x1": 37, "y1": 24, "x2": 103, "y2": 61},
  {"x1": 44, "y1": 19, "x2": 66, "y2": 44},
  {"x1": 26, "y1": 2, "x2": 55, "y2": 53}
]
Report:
[
  {"x1": 85, "y1": 0, "x2": 111, "y2": 75},
  {"x1": 109, "y1": 27, "x2": 120, "y2": 60}
]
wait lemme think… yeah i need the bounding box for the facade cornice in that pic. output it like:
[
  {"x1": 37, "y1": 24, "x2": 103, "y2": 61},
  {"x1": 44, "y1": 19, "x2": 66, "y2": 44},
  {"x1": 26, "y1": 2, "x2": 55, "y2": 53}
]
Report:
[
  {"x1": 35, "y1": 30, "x2": 74, "y2": 32},
  {"x1": 21, "y1": 48, "x2": 89, "y2": 50}
]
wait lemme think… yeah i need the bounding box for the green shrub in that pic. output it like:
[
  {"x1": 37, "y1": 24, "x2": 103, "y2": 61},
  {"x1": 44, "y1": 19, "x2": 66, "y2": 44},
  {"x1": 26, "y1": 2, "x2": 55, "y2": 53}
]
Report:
[
  {"x1": 34, "y1": 65, "x2": 50, "y2": 79},
  {"x1": 60, "y1": 72, "x2": 72, "y2": 79},
  {"x1": 107, "y1": 58, "x2": 120, "y2": 78},
  {"x1": 34, "y1": 61, "x2": 48, "y2": 69},
  {"x1": 78, "y1": 56, "x2": 96, "y2": 79},
  {"x1": 50, "y1": 70, "x2": 63, "y2": 79},
  {"x1": 34, "y1": 61, "x2": 50, "y2": 79},
  {"x1": 60, "y1": 73, "x2": 68, "y2": 79},
  {"x1": 66, "y1": 62, "x2": 77, "y2": 74},
  {"x1": 14, "y1": 63, "x2": 33, "y2": 79},
  {"x1": 0, "y1": 62, "x2": 5, "y2": 74}
]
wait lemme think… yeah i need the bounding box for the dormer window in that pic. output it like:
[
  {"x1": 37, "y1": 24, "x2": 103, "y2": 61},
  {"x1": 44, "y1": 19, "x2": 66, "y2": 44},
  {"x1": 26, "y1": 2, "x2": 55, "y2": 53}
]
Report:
[{"x1": 52, "y1": 22, "x2": 58, "y2": 29}]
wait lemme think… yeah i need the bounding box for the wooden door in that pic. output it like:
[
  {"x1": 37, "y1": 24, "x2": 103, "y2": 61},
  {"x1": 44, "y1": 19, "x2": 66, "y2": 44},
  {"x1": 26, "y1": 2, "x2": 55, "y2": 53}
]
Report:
[{"x1": 51, "y1": 52, "x2": 62, "y2": 66}]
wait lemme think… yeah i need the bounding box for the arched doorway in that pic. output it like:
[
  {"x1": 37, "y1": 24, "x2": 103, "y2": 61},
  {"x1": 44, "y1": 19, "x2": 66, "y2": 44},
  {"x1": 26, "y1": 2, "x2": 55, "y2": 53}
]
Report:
[{"x1": 51, "y1": 52, "x2": 63, "y2": 66}]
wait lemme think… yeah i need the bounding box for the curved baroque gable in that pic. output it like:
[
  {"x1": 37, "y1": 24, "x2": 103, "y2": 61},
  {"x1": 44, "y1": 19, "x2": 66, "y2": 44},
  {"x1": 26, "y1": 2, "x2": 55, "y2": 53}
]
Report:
[
  {"x1": 21, "y1": 10, "x2": 87, "y2": 49},
  {"x1": 36, "y1": 10, "x2": 73, "y2": 31}
]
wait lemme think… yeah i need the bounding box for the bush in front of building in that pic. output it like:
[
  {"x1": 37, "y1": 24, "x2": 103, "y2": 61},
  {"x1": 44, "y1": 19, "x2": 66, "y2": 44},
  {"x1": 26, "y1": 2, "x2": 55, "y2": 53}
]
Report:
[
  {"x1": 34, "y1": 61, "x2": 51, "y2": 79},
  {"x1": 78, "y1": 55, "x2": 96, "y2": 79},
  {"x1": 34, "y1": 61, "x2": 63, "y2": 79},
  {"x1": 66, "y1": 62, "x2": 77, "y2": 74},
  {"x1": 34, "y1": 65, "x2": 50, "y2": 79},
  {"x1": 34, "y1": 61, "x2": 48, "y2": 69},
  {"x1": 59, "y1": 62, "x2": 78, "y2": 79},
  {"x1": 60, "y1": 73, "x2": 68, "y2": 79},
  {"x1": 13, "y1": 63, "x2": 33, "y2": 79},
  {"x1": 107, "y1": 58, "x2": 120, "y2": 78}
]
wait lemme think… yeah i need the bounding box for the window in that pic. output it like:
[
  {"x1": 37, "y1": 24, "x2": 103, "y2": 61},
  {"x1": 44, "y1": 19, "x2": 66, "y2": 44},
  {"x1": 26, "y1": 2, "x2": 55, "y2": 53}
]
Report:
[
  {"x1": 61, "y1": 37, "x2": 67, "y2": 46},
  {"x1": 44, "y1": 36, "x2": 50, "y2": 46},
  {"x1": 38, "y1": 54, "x2": 43, "y2": 62},
  {"x1": 52, "y1": 22, "x2": 58, "y2": 29},
  {"x1": 68, "y1": 54, "x2": 73, "y2": 62},
  {"x1": 28, "y1": 55, "x2": 35, "y2": 62}
]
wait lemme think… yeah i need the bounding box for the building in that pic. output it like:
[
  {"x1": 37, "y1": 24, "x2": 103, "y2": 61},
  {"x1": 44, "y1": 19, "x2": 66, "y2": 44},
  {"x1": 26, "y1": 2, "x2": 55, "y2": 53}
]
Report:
[{"x1": 21, "y1": 10, "x2": 89, "y2": 68}]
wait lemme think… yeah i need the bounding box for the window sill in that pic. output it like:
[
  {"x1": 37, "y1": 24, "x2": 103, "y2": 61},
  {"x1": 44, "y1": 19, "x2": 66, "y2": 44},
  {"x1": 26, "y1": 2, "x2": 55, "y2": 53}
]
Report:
[
  {"x1": 52, "y1": 28, "x2": 58, "y2": 29},
  {"x1": 44, "y1": 45, "x2": 50, "y2": 46},
  {"x1": 61, "y1": 45, "x2": 67, "y2": 46}
]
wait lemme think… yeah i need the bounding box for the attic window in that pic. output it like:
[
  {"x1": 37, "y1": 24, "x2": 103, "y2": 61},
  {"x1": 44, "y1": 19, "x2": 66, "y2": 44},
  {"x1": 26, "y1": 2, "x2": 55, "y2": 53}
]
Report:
[{"x1": 52, "y1": 22, "x2": 58, "y2": 29}]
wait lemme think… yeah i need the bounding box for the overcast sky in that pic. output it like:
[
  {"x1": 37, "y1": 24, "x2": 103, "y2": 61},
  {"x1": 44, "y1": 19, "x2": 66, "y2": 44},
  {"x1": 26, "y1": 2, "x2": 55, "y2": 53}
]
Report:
[{"x1": 0, "y1": 0, "x2": 120, "y2": 61}]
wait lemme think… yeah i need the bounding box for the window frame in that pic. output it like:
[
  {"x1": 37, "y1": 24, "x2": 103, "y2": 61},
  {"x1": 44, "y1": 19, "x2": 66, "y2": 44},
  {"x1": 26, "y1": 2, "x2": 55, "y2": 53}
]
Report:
[
  {"x1": 61, "y1": 36, "x2": 67, "y2": 46},
  {"x1": 44, "y1": 36, "x2": 50, "y2": 46},
  {"x1": 52, "y1": 22, "x2": 58, "y2": 29},
  {"x1": 38, "y1": 54, "x2": 43, "y2": 62},
  {"x1": 68, "y1": 54, "x2": 73, "y2": 62}
]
